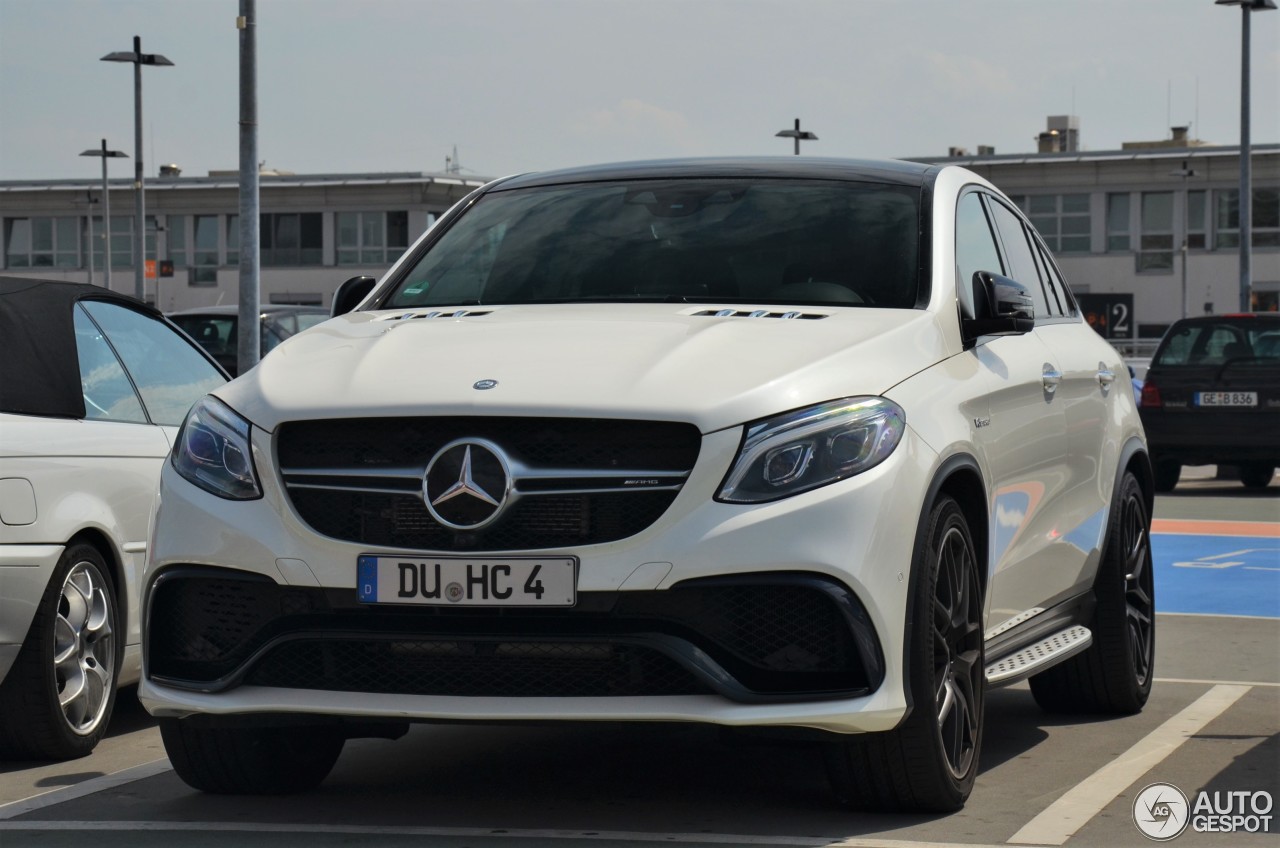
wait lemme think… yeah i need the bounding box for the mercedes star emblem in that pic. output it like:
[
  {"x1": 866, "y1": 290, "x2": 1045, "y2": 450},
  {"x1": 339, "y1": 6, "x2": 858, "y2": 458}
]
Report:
[{"x1": 423, "y1": 438, "x2": 512, "y2": 530}]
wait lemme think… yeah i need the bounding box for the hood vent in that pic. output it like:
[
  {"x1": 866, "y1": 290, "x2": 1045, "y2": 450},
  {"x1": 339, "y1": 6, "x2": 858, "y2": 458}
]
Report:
[
  {"x1": 378, "y1": 309, "x2": 494, "y2": 321},
  {"x1": 693, "y1": 308, "x2": 828, "y2": 320}
]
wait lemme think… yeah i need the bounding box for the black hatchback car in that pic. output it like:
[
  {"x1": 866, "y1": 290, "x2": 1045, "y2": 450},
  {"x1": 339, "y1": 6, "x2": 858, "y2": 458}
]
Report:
[
  {"x1": 168, "y1": 304, "x2": 329, "y2": 376},
  {"x1": 1139, "y1": 313, "x2": 1280, "y2": 491}
]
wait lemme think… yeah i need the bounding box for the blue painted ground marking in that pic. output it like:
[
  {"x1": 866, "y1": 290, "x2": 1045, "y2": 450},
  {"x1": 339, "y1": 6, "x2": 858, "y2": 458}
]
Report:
[{"x1": 1152, "y1": 533, "x2": 1280, "y2": 618}]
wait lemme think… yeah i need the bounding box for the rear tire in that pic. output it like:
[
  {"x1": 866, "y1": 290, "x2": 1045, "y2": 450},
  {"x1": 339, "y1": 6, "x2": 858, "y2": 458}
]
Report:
[
  {"x1": 1240, "y1": 464, "x2": 1275, "y2": 490},
  {"x1": 825, "y1": 496, "x2": 983, "y2": 812},
  {"x1": 0, "y1": 543, "x2": 120, "y2": 760},
  {"x1": 1030, "y1": 471, "x2": 1154, "y2": 714},
  {"x1": 1153, "y1": 460, "x2": 1180, "y2": 493},
  {"x1": 160, "y1": 718, "x2": 345, "y2": 794}
]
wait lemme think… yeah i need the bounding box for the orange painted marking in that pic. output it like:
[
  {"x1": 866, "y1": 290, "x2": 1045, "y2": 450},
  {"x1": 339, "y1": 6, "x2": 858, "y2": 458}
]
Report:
[{"x1": 1152, "y1": 518, "x2": 1280, "y2": 538}]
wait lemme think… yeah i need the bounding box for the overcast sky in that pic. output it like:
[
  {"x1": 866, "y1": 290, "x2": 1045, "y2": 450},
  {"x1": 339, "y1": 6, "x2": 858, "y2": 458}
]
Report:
[{"x1": 1, "y1": 0, "x2": 1277, "y2": 182}]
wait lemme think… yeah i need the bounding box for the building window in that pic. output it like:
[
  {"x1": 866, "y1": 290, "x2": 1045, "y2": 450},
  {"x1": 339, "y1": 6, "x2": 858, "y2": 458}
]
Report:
[
  {"x1": 1107, "y1": 193, "x2": 1131, "y2": 252},
  {"x1": 336, "y1": 211, "x2": 409, "y2": 265},
  {"x1": 261, "y1": 212, "x2": 322, "y2": 266},
  {"x1": 1216, "y1": 188, "x2": 1280, "y2": 248},
  {"x1": 4, "y1": 216, "x2": 81, "y2": 268},
  {"x1": 167, "y1": 215, "x2": 188, "y2": 267},
  {"x1": 1186, "y1": 191, "x2": 1207, "y2": 250},
  {"x1": 1021, "y1": 194, "x2": 1090, "y2": 253},
  {"x1": 192, "y1": 215, "x2": 219, "y2": 284},
  {"x1": 226, "y1": 215, "x2": 239, "y2": 267},
  {"x1": 1137, "y1": 192, "x2": 1173, "y2": 272},
  {"x1": 86, "y1": 215, "x2": 155, "y2": 269}
]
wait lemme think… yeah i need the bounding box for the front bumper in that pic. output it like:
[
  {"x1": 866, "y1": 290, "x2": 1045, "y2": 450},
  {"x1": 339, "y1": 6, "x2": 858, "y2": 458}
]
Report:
[{"x1": 140, "y1": 424, "x2": 937, "y2": 734}]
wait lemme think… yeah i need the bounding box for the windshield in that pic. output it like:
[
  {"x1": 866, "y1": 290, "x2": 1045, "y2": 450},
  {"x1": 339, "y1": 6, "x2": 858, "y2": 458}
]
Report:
[
  {"x1": 1152, "y1": 318, "x2": 1280, "y2": 366},
  {"x1": 384, "y1": 179, "x2": 921, "y2": 309}
]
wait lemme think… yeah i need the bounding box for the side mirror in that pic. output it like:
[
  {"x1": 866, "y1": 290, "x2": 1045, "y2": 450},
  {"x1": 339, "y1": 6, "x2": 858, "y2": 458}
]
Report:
[
  {"x1": 331, "y1": 275, "x2": 377, "y2": 317},
  {"x1": 962, "y1": 270, "x2": 1035, "y2": 345}
]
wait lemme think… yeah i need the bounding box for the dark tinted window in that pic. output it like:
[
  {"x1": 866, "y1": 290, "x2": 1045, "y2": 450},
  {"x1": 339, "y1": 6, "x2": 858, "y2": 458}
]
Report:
[
  {"x1": 386, "y1": 180, "x2": 922, "y2": 309},
  {"x1": 987, "y1": 200, "x2": 1052, "y2": 318},
  {"x1": 955, "y1": 192, "x2": 1004, "y2": 319},
  {"x1": 1153, "y1": 319, "x2": 1280, "y2": 366}
]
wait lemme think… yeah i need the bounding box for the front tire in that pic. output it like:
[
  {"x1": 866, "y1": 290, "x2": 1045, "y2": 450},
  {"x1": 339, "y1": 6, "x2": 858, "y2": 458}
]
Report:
[
  {"x1": 1030, "y1": 471, "x2": 1154, "y2": 714},
  {"x1": 825, "y1": 496, "x2": 983, "y2": 812},
  {"x1": 0, "y1": 543, "x2": 120, "y2": 760},
  {"x1": 160, "y1": 718, "x2": 346, "y2": 794},
  {"x1": 1153, "y1": 460, "x2": 1180, "y2": 493},
  {"x1": 1240, "y1": 464, "x2": 1275, "y2": 490}
]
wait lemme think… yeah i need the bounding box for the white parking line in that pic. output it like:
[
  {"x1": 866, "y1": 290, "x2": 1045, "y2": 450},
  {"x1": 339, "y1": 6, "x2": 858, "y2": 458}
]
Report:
[
  {"x1": 1156, "y1": 676, "x2": 1280, "y2": 688},
  {"x1": 1007, "y1": 684, "x2": 1251, "y2": 846},
  {"x1": 0, "y1": 759, "x2": 171, "y2": 820},
  {"x1": 0, "y1": 820, "x2": 1011, "y2": 848}
]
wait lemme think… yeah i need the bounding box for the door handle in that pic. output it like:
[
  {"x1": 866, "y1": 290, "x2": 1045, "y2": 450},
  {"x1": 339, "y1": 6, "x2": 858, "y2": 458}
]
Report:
[
  {"x1": 1097, "y1": 368, "x2": 1116, "y2": 389},
  {"x1": 1042, "y1": 365, "x2": 1062, "y2": 393}
]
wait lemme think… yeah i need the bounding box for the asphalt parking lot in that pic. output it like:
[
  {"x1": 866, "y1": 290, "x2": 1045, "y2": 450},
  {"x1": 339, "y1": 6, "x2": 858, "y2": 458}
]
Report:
[{"x1": 1, "y1": 468, "x2": 1275, "y2": 848}]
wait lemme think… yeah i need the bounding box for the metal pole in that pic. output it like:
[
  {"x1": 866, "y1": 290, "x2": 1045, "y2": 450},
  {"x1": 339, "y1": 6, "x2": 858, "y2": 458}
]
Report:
[
  {"x1": 132, "y1": 35, "x2": 146, "y2": 302},
  {"x1": 1238, "y1": 6, "x2": 1253, "y2": 312},
  {"x1": 238, "y1": 0, "x2": 261, "y2": 375},
  {"x1": 86, "y1": 199, "x2": 95, "y2": 286},
  {"x1": 1181, "y1": 240, "x2": 1189, "y2": 320},
  {"x1": 101, "y1": 139, "x2": 113, "y2": 290}
]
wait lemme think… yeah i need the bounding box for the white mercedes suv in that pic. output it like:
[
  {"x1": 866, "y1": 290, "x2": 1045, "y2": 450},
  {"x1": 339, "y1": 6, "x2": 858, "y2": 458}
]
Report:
[{"x1": 140, "y1": 158, "x2": 1154, "y2": 812}]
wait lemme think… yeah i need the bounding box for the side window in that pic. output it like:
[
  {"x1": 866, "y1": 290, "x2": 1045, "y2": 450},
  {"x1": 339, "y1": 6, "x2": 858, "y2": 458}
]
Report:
[
  {"x1": 80, "y1": 301, "x2": 226, "y2": 426},
  {"x1": 955, "y1": 192, "x2": 1004, "y2": 320},
  {"x1": 1030, "y1": 234, "x2": 1077, "y2": 316},
  {"x1": 987, "y1": 200, "x2": 1053, "y2": 318},
  {"x1": 73, "y1": 307, "x2": 148, "y2": 423}
]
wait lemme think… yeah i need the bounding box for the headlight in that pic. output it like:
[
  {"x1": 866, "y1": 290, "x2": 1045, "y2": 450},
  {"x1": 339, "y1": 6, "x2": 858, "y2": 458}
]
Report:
[
  {"x1": 716, "y1": 397, "x2": 905, "y2": 503},
  {"x1": 172, "y1": 396, "x2": 262, "y2": 500}
]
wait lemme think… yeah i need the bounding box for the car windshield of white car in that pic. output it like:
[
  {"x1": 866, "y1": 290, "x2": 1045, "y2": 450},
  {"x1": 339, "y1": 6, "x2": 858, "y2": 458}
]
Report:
[{"x1": 386, "y1": 180, "x2": 921, "y2": 309}]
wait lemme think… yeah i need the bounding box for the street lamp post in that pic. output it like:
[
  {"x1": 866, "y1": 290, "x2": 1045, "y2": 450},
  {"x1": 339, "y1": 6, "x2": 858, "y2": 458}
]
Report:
[
  {"x1": 101, "y1": 36, "x2": 174, "y2": 303},
  {"x1": 1216, "y1": 0, "x2": 1277, "y2": 312},
  {"x1": 79, "y1": 140, "x2": 128, "y2": 290},
  {"x1": 775, "y1": 118, "x2": 818, "y2": 155},
  {"x1": 1170, "y1": 161, "x2": 1198, "y2": 320}
]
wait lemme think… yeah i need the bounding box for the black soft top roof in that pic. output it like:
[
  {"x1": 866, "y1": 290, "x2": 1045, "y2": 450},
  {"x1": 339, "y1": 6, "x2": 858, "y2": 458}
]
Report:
[{"x1": 0, "y1": 276, "x2": 161, "y2": 418}]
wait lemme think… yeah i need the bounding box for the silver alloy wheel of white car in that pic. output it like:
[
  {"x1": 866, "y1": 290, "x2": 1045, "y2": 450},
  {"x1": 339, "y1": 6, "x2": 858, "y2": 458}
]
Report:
[
  {"x1": 55, "y1": 556, "x2": 117, "y2": 736},
  {"x1": 0, "y1": 542, "x2": 121, "y2": 760}
]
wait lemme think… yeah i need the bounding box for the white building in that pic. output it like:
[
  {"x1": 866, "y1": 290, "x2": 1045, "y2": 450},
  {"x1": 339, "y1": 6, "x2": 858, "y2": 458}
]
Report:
[{"x1": 3, "y1": 140, "x2": 1277, "y2": 337}]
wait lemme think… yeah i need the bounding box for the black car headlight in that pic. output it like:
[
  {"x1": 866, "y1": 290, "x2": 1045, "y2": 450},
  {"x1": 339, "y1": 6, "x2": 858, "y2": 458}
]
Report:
[
  {"x1": 172, "y1": 396, "x2": 262, "y2": 500},
  {"x1": 716, "y1": 397, "x2": 905, "y2": 503}
]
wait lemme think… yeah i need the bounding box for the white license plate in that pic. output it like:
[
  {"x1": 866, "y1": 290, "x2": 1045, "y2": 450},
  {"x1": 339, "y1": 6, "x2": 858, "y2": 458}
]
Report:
[
  {"x1": 1195, "y1": 391, "x2": 1257, "y2": 407},
  {"x1": 357, "y1": 555, "x2": 577, "y2": 607}
]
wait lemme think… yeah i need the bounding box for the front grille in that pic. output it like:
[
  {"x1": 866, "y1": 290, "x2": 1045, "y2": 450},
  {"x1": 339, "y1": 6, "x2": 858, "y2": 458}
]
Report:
[
  {"x1": 276, "y1": 417, "x2": 701, "y2": 551},
  {"x1": 147, "y1": 568, "x2": 883, "y2": 701},
  {"x1": 286, "y1": 489, "x2": 676, "y2": 551}
]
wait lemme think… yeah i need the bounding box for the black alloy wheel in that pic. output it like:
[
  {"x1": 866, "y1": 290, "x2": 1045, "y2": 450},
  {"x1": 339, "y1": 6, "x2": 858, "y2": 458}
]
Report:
[
  {"x1": 825, "y1": 495, "x2": 983, "y2": 812},
  {"x1": 1031, "y1": 471, "x2": 1154, "y2": 714},
  {"x1": 932, "y1": 519, "x2": 983, "y2": 781}
]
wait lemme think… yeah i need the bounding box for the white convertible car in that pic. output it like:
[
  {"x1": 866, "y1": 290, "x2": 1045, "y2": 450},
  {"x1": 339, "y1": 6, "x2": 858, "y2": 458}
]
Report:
[
  {"x1": 0, "y1": 277, "x2": 226, "y2": 759},
  {"x1": 140, "y1": 158, "x2": 1154, "y2": 811}
]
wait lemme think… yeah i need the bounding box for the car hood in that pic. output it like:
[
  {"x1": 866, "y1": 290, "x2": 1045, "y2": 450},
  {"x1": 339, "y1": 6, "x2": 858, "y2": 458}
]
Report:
[{"x1": 217, "y1": 304, "x2": 951, "y2": 434}]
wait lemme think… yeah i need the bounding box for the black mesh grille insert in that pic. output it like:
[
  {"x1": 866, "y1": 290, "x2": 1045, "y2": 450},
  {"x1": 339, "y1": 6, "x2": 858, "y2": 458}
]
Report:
[
  {"x1": 147, "y1": 570, "x2": 880, "y2": 700},
  {"x1": 286, "y1": 489, "x2": 676, "y2": 551},
  {"x1": 276, "y1": 417, "x2": 700, "y2": 551},
  {"x1": 247, "y1": 638, "x2": 709, "y2": 697}
]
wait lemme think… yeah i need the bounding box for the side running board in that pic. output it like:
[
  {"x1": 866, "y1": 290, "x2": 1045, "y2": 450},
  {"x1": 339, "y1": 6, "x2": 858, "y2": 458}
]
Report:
[{"x1": 985, "y1": 625, "x2": 1093, "y2": 686}]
